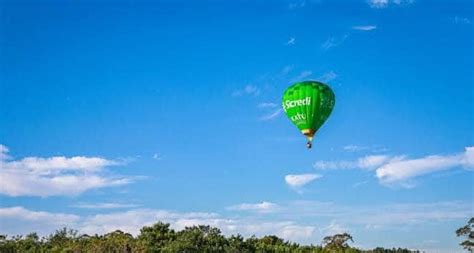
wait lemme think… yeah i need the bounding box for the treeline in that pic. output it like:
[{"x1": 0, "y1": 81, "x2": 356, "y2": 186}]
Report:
[{"x1": 0, "y1": 222, "x2": 419, "y2": 253}]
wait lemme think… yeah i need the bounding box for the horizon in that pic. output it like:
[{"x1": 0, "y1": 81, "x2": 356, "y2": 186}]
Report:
[{"x1": 0, "y1": 0, "x2": 473, "y2": 252}]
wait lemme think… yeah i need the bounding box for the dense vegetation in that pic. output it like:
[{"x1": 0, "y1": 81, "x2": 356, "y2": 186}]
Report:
[
  {"x1": 0, "y1": 222, "x2": 420, "y2": 253},
  {"x1": 456, "y1": 217, "x2": 474, "y2": 252}
]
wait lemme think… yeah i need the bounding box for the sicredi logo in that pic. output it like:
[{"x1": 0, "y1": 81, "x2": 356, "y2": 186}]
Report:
[{"x1": 283, "y1": 97, "x2": 311, "y2": 110}]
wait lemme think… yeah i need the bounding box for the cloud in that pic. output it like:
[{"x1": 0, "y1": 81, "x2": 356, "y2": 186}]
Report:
[
  {"x1": 257, "y1": 102, "x2": 278, "y2": 109},
  {"x1": 289, "y1": 70, "x2": 312, "y2": 83},
  {"x1": 0, "y1": 206, "x2": 315, "y2": 243},
  {"x1": 0, "y1": 144, "x2": 11, "y2": 160},
  {"x1": 368, "y1": 0, "x2": 389, "y2": 8},
  {"x1": 343, "y1": 145, "x2": 368, "y2": 152},
  {"x1": 0, "y1": 144, "x2": 135, "y2": 197},
  {"x1": 3, "y1": 156, "x2": 118, "y2": 173},
  {"x1": 358, "y1": 155, "x2": 396, "y2": 169},
  {"x1": 288, "y1": 0, "x2": 306, "y2": 10},
  {"x1": 453, "y1": 16, "x2": 471, "y2": 25},
  {"x1": 313, "y1": 155, "x2": 406, "y2": 171},
  {"x1": 368, "y1": 0, "x2": 414, "y2": 8},
  {"x1": 342, "y1": 145, "x2": 388, "y2": 153},
  {"x1": 71, "y1": 203, "x2": 140, "y2": 209},
  {"x1": 227, "y1": 201, "x2": 279, "y2": 213},
  {"x1": 152, "y1": 153, "x2": 162, "y2": 160},
  {"x1": 78, "y1": 209, "x2": 210, "y2": 236},
  {"x1": 314, "y1": 147, "x2": 473, "y2": 187},
  {"x1": 259, "y1": 108, "x2": 283, "y2": 121},
  {"x1": 285, "y1": 174, "x2": 322, "y2": 187},
  {"x1": 318, "y1": 71, "x2": 338, "y2": 83},
  {"x1": 93, "y1": 213, "x2": 315, "y2": 242},
  {"x1": 322, "y1": 25, "x2": 376, "y2": 52},
  {"x1": 321, "y1": 220, "x2": 348, "y2": 236},
  {"x1": 352, "y1": 25, "x2": 377, "y2": 31},
  {"x1": 258, "y1": 101, "x2": 283, "y2": 121},
  {"x1": 352, "y1": 180, "x2": 369, "y2": 188},
  {"x1": 376, "y1": 147, "x2": 474, "y2": 184},
  {"x1": 232, "y1": 85, "x2": 260, "y2": 97},
  {"x1": 321, "y1": 35, "x2": 349, "y2": 50},
  {"x1": 313, "y1": 160, "x2": 355, "y2": 170},
  {"x1": 0, "y1": 206, "x2": 80, "y2": 236},
  {"x1": 353, "y1": 201, "x2": 472, "y2": 229},
  {"x1": 1, "y1": 201, "x2": 470, "y2": 247},
  {"x1": 286, "y1": 37, "x2": 296, "y2": 46},
  {"x1": 281, "y1": 65, "x2": 293, "y2": 75},
  {"x1": 267, "y1": 200, "x2": 472, "y2": 231}
]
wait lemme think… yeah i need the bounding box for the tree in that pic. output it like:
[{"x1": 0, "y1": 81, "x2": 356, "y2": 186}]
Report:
[
  {"x1": 0, "y1": 223, "x2": 421, "y2": 252},
  {"x1": 45, "y1": 227, "x2": 78, "y2": 252},
  {"x1": 456, "y1": 217, "x2": 474, "y2": 252},
  {"x1": 227, "y1": 234, "x2": 254, "y2": 253},
  {"x1": 136, "y1": 222, "x2": 176, "y2": 252},
  {"x1": 163, "y1": 225, "x2": 227, "y2": 252},
  {"x1": 322, "y1": 233, "x2": 354, "y2": 251}
]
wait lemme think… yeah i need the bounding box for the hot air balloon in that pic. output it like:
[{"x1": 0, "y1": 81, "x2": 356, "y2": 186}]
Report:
[{"x1": 282, "y1": 81, "x2": 335, "y2": 149}]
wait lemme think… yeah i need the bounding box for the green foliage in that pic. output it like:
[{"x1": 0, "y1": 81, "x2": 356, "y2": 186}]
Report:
[
  {"x1": 322, "y1": 233, "x2": 353, "y2": 251},
  {"x1": 136, "y1": 222, "x2": 175, "y2": 252},
  {"x1": 0, "y1": 222, "x2": 420, "y2": 253},
  {"x1": 456, "y1": 217, "x2": 474, "y2": 252}
]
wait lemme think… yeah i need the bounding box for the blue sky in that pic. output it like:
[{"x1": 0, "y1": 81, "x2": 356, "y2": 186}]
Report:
[{"x1": 0, "y1": 0, "x2": 473, "y2": 251}]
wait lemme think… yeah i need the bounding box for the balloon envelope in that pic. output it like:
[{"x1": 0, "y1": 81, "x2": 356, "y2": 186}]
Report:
[{"x1": 282, "y1": 81, "x2": 335, "y2": 148}]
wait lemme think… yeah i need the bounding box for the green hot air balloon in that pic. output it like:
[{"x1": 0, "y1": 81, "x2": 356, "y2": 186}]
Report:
[{"x1": 282, "y1": 81, "x2": 335, "y2": 149}]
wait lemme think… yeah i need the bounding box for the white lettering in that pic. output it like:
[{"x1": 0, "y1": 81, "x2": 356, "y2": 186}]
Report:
[{"x1": 283, "y1": 97, "x2": 311, "y2": 110}]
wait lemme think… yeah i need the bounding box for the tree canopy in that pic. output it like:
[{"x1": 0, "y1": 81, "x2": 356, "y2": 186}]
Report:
[
  {"x1": 0, "y1": 222, "x2": 421, "y2": 253},
  {"x1": 456, "y1": 217, "x2": 474, "y2": 252}
]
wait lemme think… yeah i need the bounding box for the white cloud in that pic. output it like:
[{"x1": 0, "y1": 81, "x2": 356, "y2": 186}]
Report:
[
  {"x1": 0, "y1": 206, "x2": 79, "y2": 223},
  {"x1": 71, "y1": 202, "x2": 140, "y2": 209},
  {"x1": 0, "y1": 170, "x2": 132, "y2": 197},
  {"x1": 1, "y1": 201, "x2": 470, "y2": 248},
  {"x1": 453, "y1": 16, "x2": 471, "y2": 25},
  {"x1": 0, "y1": 144, "x2": 11, "y2": 160},
  {"x1": 313, "y1": 160, "x2": 355, "y2": 170},
  {"x1": 285, "y1": 174, "x2": 322, "y2": 187},
  {"x1": 352, "y1": 25, "x2": 377, "y2": 31},
  {"x1": 232, "y1": 85, "x2": 260, "y2": 97},
  {"x1": 2, "y1": 156, "x2": 118, "y2": 173},
  {"x1": 318, "y1": 71, "x2": 338, "y2": 83},
  {"x1": 286, "y1": 37, "x2": 296, "y2": 46},
  {"x1": 314, "y1": 147, "x2": 473, "y2": 187},
  {"x1": 268, "y1": 200, "x2": 472, "y2": 231},
  {"x1": 152, "y1": 153, "x2": 162, "y2": 160},
  {"x1": 357, "y1": 155, "x2": 395, "y2": 169},
  {"x1": 343, "y1": 145, "x2": 367, "y2": 152},
  {"x1": 289, "y1": 70, "x2": 312, "y2": 83},
  {"x1": 257, "y1": 102, "x2": 278, "y2": 109},
  {"x1": 258, "y1": 101, "x2": 283, "y2": 121},
  {"x1": 368, "y1": 0, "x2": 414, "y2": 8},
  {"x1": 288, "y1": 0, "x2": 306, "y2": 10},
  {"x1": 376, "y1": 147, "x2": 474, "y2": 184},
  {"x1": 353, "y1": 201, "x2": 472, "y2": 229},
  {"x1": 0, "y1": 206, "x2": 315, "y2": 243},
  {"x1": 368, "y1": 0, "x2": 389, "y2": 8},
  {"x1": 281, "y1": 65, "x2": 293, "y2": 75},
  {"x1": 0, "y1": 144, "x2": 135, "y2": 197},
  {"x1": 321, "y1": 34, "x2": 349, "y2": 50},
  {"x1": 227, "y1": 201, "x2": 279, "y2": 213},
  {"x1": 82, "y1": 211, "x2": 316, "y2": 242},
  {"x1": 342, "y1": 145, "x2": 388, "y2": 153},
  {"x1": 352, "y1": 180, "x2": 369, "y2": 188},
  {"x1": 259, "y1": 108, "x2": 283, "y2": 121},
  {"x1": 0, "y1": 206, "x2": 80, "y2": 236},
  {"x1": 313, "y1": 155, "x2": 394, "y2": 170},
  {"x1": 321, "y1": 220, "x2": 348, "y2": 235}
]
